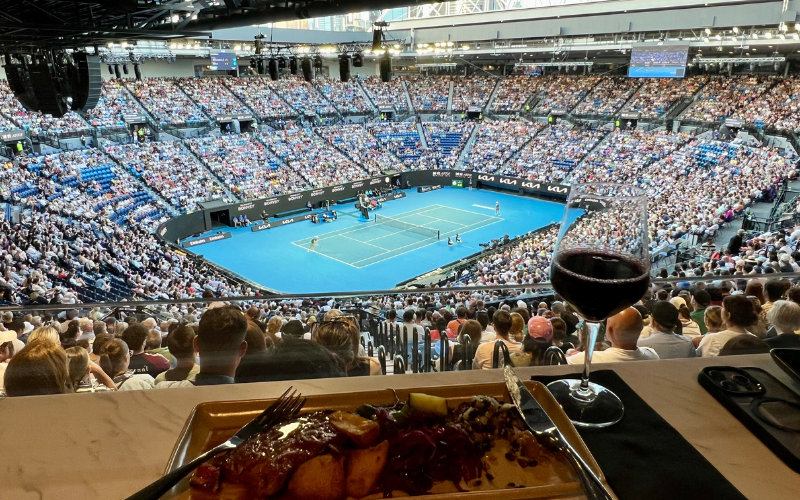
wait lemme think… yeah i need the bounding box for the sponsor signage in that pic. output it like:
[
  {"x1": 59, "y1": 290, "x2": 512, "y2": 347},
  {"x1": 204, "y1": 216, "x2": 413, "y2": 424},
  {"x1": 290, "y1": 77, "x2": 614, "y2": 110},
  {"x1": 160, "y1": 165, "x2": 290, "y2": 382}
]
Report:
[
  {"x1": 620, "y1": 112, "x2": 641, "y2": 120},
  {"x1": 418, "y1": 185, "x2": 444, "y2": 193},
  {"x1": 217, "y1": 113, "x2": 254, "y2": 122},
  {"x1": 183, "y1": 231, "x2": 232, "y2": 248},
  {"x1": 123, "y1": 114, "x2": 147, "y2": 124},
  {"x1": 725, "y1": 118, "x2": 745, "y2": 128},
  {"x1": 252, "y1": 222, "x2": 271, "y2": 232},
  {"x1": 0, "y1": 129, "x2": 26, "y2": 142},
  {"x1": 237, "y1": 202, "x2": 255, "y2": 212},
  {"x1": 432, "y1": 171, "x2": 452, "y2": 178},
  {"x1": 475, "y1": 172, "x2": 570, "y2": 198},
  {"x1": 549, "y1": 109, "x2": 568, "y2": 116}
]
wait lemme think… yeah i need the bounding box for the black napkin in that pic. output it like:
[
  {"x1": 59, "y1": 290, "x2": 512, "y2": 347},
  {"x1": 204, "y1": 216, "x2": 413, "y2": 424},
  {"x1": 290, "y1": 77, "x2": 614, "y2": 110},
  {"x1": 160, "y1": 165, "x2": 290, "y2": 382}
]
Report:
[{"x1": 533, "y1": 370, "x2": 747, "y2": 500}]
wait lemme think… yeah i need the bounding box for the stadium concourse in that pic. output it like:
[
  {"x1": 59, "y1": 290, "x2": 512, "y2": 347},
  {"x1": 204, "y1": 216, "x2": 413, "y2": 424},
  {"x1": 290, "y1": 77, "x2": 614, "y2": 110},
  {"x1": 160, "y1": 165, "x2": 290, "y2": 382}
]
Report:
[{"x1": 0, "y1": 73, "x2": 798, "y2": 307}]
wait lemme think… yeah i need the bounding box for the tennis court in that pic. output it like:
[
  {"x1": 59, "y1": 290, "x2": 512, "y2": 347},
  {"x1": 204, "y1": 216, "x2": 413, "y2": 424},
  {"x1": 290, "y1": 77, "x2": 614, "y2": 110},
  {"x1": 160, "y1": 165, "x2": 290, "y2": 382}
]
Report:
[{"x1": 292, "y1": 204, "x2": 502, "y2": 268}]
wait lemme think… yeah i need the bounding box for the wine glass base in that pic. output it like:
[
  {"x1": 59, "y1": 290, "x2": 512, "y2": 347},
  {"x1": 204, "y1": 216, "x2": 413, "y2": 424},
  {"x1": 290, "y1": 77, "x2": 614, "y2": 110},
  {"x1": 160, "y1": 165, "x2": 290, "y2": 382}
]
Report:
[{"x1": 546, "y1": 379, "x2": 624, "y2": 428}]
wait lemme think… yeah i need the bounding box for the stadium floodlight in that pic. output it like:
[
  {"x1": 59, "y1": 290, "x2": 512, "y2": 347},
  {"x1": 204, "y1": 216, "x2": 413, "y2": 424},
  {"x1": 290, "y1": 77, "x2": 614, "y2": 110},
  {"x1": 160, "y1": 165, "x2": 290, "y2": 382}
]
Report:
[
  {"x1": 795, "y1": 23, "x2": 800, "y2": 30},
  {"x1": 715, "y1": 34, "x2": 722, "y2": 41},
  {"x1": 752, "y1": 32, "x2": 759, "y2": 39},
  {"x1": 779, "y1": 33, "x2": 786, "y2": 39},
  {"x1": 461, "y1": 45, "x2": 470, "y2": 50},
  {"x1": 794, "y1": 33, "x2": 800, "y2": 40},
  {"x1": 703, "y1": 37, "x2": 710, "y2": 43},
  {"x1": 766, "y1": 32, "x2": 773, "y2": 39},
  {"x1": 733, "y1": 27, "x2": 740, "y2": 34},
  {"x1": 705, "y1": 28, "x2": 711, "y2": 34}
]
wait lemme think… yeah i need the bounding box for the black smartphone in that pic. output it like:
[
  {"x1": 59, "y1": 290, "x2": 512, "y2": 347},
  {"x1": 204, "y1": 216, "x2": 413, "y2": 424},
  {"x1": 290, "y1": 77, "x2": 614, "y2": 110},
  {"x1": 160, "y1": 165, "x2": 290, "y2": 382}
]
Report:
[{"x1": 771, "y1": 348, "x2": 800, "y2": 384}]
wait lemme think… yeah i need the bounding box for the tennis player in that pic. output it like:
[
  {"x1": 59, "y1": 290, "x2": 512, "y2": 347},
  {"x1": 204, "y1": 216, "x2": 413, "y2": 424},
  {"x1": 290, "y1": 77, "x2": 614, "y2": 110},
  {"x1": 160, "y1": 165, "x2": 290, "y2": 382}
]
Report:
[
  {"x1": 308, "y1": 236, "x2": 320, "y2": 252},
  {"x1": 495, "y1": 201, "x2": 500, "y2": 216}
]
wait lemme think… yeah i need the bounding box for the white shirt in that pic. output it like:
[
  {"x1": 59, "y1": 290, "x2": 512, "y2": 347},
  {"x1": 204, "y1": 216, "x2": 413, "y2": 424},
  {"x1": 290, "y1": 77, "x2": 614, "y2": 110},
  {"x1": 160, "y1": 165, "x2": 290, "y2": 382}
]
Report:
[
  {"x1": 696, "y1": 329, "x2": 756, "y2": 357},
  {"x1": 566, "y1": 347, "x2": 660, "y2": 364}
]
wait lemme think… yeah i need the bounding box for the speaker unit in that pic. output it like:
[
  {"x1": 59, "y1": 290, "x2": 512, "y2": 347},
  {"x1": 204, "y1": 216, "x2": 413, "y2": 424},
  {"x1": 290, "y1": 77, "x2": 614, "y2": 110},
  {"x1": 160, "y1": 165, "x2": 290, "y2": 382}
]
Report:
[
  {"x1": 301, "y1": 57, "x2": 312, "y2": 82},
  {"x1": 256, "y1": 59, "x2": 265, "y2": 75},
  {"x1": 71, "y1": 52, "x2": 101, "y2": 112},
  {"x1": 339, "y1": 55, "x2": 350, "y2": 82},
  {"x1": 372, "y1": 29, "x2": 383, "y2": 51},
  {"x1": 28, "y1": 60, "x2": 67, "y2": 117},
  {"x1": 379, "y1": 55, "x2": 391, "y2": 83},
  {"x1": 289, "y1": 56, "x2": 298, "y2": 75},
  {"x1": 352, "y1": 53, "x2": 363, "y2": 67},
  {"x1": 122, "y1": 63, "x2": 128, "y2": 75},
  {"x1": 268, "y1": 58, "x2": 279, "y2": 81},
  {"x1": 278, "y1": 56, "x2": 287, "y2": 69},
  {"x1": 313, "y1": 55, "x2": 323, "y2": 70},
  {"x1": 134, "y1": 63, "x2": 142, "y2": 81},
  {"x1": 108, "y1": 64, "x2": 114, "y2": 75},
  {"x1": 114, "y1": 64, "x2": 121, "y2": 79}
]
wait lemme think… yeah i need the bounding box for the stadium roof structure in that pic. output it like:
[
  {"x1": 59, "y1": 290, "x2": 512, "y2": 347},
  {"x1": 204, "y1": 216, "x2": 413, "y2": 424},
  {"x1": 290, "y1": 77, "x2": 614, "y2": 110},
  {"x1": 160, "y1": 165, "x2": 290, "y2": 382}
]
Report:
[{"x1": 0, "y1": 0, "x2": 435, "y2": 51}]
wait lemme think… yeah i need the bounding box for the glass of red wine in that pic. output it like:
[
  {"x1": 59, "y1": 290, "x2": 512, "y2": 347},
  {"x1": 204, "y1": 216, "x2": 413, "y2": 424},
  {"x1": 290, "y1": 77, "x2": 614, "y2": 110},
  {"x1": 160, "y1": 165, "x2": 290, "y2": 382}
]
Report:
[{"x1": 547, "y1": 183, "x2": 650, "y2": 427}]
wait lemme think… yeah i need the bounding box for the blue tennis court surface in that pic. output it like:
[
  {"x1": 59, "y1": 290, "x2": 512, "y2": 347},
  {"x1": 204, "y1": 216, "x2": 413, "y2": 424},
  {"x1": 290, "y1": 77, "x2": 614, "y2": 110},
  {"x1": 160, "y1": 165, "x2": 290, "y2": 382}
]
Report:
[
  {"x1": 187, "y1": 188, "x2": 572, "y2": 293},
  {"x1": 292, "y1": 205, "x2": 502, "y2": 268}
]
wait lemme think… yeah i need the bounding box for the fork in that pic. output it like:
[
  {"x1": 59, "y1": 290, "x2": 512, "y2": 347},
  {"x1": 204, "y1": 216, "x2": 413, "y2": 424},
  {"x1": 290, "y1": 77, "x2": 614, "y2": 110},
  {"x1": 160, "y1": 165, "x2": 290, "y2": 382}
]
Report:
[{"x1": 126, "y1": 388, "x2": 306, "y2": 500}]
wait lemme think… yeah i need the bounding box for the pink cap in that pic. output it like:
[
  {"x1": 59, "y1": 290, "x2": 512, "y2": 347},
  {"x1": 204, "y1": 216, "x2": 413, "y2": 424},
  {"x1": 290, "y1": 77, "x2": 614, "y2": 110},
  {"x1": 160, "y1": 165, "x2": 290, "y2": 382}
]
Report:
[{"x1": 527, "y1": 316, "x2": 553, "y2": 342}]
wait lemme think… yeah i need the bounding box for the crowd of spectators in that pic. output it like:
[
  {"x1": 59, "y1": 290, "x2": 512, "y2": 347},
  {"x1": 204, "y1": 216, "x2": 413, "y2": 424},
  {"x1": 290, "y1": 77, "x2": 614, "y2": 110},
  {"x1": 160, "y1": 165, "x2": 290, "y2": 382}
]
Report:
[
  {"x1": 86, "y1": 81, "x2": 147, "y2": 130},
  {"x1": 314, "y1": 78, "x2": 373, "y2": 114},
  {"x1": 177, "y1": 77, "x2": 252, "y2": 117},
  {"x1": 490, "y1": 75, "x2": 545, "y2": 113},
  {"x1": 682, "y1": 75, "x2": 775, "y2": 123},
  {"x1": 498, "y1": 123, "x2": 606, "y2": 182},
  {"x1": 259, "y1": 128, "x2": 371, "y2": 187},
  {"x1": 0, "y1": 81, "x2": 89, "y2": 136},
  {"x1": 360, "y1": 76, "x2": 409, "y2": 112},
  {"x1": 451, "y1": 76, "x2": 497, "y2": 112},
  {"x1": 223, "y1": 77, "x2": 297, "y2": 120},
  {"x1": 533, "y1": 76, "x2": 601, "y2": 113},
  {"x1": 573, "y1": 77, "x2": 641, "y2": 116},
  {"x1": 125, "y1": 78, "x2": 208, "y2": 125},
  {"x1": 464, "y1": 118, "x2": 544, "y2": 172},
  {"x1": 316, "y1": 124, "x2": 403, "y2": 173},
  {"x1": 187, "y1": 134, "x2": 306, "y2": 201},
  {"x1": 269, "y1": 76, "x2": 337, "y2": 116},
  {"x1": 366, "y1": 121, "x2": 425, "y2": 169},
  {"x1": 105, "y1": 140, "x2": 232, "y2": 211},
  {"x1": 621, "y1": 76, "x2": 708, "y2": 119},
  {"x1": 405, "y1": 75, "x2": 450, "y2": 113},
  {"x1": 421, "y1": 121, "x2": 477, "y2": 169},
  {"x1": 738, "y1": 77, "x2": 800, "y2": 132}
]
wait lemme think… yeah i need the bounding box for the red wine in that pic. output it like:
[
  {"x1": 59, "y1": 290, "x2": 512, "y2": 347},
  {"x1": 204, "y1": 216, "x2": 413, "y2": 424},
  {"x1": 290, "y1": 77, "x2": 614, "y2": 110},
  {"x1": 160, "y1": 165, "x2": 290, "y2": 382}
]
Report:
[{"x1": 550, "y1": 249, "x2": 650, "y2": 322}]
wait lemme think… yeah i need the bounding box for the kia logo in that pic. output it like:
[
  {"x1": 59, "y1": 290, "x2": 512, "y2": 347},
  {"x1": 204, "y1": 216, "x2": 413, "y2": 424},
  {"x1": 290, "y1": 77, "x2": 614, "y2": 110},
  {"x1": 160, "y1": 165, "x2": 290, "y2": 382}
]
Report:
[{"x1": 281, "y1": 218, "x2": 294, "y2": 225}]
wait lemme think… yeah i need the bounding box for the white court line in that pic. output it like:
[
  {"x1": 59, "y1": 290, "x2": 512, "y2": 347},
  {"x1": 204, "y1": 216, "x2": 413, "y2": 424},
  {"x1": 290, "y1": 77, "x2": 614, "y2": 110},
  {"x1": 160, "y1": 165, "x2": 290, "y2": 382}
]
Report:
[
  {"x1": 289, "y1": 240, "x2": 360, "y2": 268},
  {"x1": 472, "y1": 204, "x2": 495, "y2": 210},
  {"x1": 351, "y1": 217, "x2": 501, "y2": 266},
  {"x1": 341, "y1": 234, "x2": 391, "y2": 251},
  {"x1": 442, "y1": 205, "x2": 503, "y2": 219}
]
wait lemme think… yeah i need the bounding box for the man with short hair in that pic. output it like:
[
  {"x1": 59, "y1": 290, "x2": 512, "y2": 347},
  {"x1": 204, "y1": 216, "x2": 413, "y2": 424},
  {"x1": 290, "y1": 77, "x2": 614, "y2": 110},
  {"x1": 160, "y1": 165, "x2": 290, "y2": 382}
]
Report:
[
  {"x1": 447, "y1": 306, "x2": 468, "y2": 335},
  {"x1": 637, "y1": 302, "x2": 696, "y2": 359},
  {"x1": 155, "y1": 325, "x2": 200, "y2": 385},
  {"x1": 157, "y1": 307, "x2": 248, "y2": 388},
  {"x1": 476, "y1": 311, "x2": 494, "y2": 343},
  {"x1": 145, "y1": 330, "x2": 176, "y2": 367},
  {"x1": 567, "y1": 308, "x2": 659, "y2": 364},
  {"x1": 690, "y1": 290, "x2": 712, "y2": 334},
  {"x1": 473, "y1": 310, "x2": 521, "y2": 369},
  {"x1": 121, "y1": 324, "x2": 170, "y2": 378},
  {"x1": 763, "y1": 279, "x2": 786, "y2": 314}
]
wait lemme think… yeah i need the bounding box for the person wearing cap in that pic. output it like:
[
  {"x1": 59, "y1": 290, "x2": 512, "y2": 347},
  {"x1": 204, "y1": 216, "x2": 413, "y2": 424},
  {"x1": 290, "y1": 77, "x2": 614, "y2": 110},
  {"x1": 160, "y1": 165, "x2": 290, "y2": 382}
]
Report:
[
  {"x1": 637, "y1": 302, "x2": 696, "y2": 359},
  {"x1": 280, "y1": 319, "x2": 305, "y2": 340},
  {"x1": 568, "y1": 308, "x2": 659, "y2": 365},
  {"x1": 728, "y1": 229, "x2": 745, "y2": 255},
  {"x1": 671, "y1": 297, "x2": 701, "y2": 338},
  {"x1": 511, "y1": 317, "x2": 554, "y2": 367},
  {"x1": 690, "y1": 290, "x2": 712, "y2": 335}
]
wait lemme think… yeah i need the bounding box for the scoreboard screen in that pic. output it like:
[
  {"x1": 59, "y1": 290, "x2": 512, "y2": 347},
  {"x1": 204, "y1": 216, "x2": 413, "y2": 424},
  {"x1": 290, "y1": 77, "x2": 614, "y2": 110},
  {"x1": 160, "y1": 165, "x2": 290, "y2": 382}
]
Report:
[
  {"x1": 210, "y1": 52, "x2": 237, "y2": 71},
  {"x1": 628, "y1": 45, "x2": 689, "y2": 78}
]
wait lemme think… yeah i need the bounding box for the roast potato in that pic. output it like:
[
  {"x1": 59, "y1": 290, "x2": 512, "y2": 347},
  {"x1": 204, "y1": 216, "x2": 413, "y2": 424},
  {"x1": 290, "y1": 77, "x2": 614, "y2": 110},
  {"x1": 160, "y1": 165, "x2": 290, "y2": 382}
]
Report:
[
  {"x1": 329, "y1": 411, "x2": 380, "y2": 448},
  {"x1": 346, "y1": 440, "x2": 389, "y2": 499},
  {"x1": 286, "y1": 454, "x2": 346, "y2": 500}
]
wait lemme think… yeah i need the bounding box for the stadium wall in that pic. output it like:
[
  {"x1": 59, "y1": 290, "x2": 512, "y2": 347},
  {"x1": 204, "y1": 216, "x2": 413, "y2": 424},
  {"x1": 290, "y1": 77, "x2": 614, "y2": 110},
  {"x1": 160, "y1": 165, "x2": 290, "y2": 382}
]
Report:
[
  {"x1": 101, "y1": 58, "x2": 200, "y2": 81},
  {"x1": 156, "y1": 171, "x2": 569, "y2": 244}
]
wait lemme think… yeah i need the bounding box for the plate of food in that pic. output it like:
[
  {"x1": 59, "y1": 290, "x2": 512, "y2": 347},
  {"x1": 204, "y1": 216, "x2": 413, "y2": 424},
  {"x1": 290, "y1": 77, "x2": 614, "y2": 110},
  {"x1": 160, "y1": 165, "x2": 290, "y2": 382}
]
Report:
[{"x1": 163, "y1": 381, "x2": 610, "y2": 500}]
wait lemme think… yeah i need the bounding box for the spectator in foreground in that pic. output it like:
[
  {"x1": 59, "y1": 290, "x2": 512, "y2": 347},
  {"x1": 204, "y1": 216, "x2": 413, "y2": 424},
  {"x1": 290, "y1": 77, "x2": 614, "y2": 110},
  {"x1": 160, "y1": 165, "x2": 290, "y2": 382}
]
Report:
[
  {"x1": 450, "y1": 319, "x2": 481, "y2": 370},
  {"x1": 568, "y1": 308, "x2": 659, "y2": 364},
  {"x1": 765, "y1": 300, "x2": 800, "y2": 349},
  {"x1": 159, "y1": 307, "x2": 248, "y2": 388},
  {"x1": 719, "y1": 335, "x2": 771, "y2": 356},
  {"x1": 697, "y1": 295, "x2": 759, "y2": 357},
  {"x1": 4, "y1": 339, "x2": 70, "y2": 396},
  {"x1": 312, "y1": 319, "x2": 380, "y2": 376},
  {"x1": 154, "y1": 324, "x2": 199, "y2": 385},
  {"x1": 65, "y1": 346, "x2": 115, "y2": 392},
  {"x1": 236, "y1": 338, "x2": 344, "y2": 383},
  {"x1": 99, "y1": 338, "x2": 155, "y2": 390},
  {"x1": 473, "y1": 310, "x2": 521, "y2": 369},
  {"x1": 121, "y1": 324, "x2": 170, "y2": 378},
  {"x1": 691, "y1": 290, "x2": 712, "y2": 334},
  {"x1": 637, "y1": 302, "x2": 696, "y2": 359},
  {"x1": 511, "y1": 316, "x2": 554, "y2": 367}
]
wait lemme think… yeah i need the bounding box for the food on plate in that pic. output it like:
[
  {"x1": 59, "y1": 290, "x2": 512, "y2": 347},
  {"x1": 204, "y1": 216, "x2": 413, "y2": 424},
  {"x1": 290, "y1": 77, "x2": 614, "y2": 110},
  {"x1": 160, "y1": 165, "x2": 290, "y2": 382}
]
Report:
[{"x1": 188, "y1": 394, "x2": 574, "y2": 499}]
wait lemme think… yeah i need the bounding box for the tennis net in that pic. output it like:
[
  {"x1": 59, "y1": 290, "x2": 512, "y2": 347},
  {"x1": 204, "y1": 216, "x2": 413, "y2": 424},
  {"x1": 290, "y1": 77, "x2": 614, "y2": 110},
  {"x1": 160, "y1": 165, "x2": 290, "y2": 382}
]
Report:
[{"x1": 374, "y1": 214, "x2": 440, "y2": 240}]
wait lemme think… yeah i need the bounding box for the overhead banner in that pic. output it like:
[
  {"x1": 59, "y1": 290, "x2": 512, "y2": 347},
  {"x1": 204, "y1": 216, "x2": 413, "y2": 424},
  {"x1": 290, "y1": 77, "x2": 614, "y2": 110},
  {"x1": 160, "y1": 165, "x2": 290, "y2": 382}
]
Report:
[
  {"x1": 217, "y1": 113, "x2": 255, "y2": 122},
  {"x1": 123, "y1": 114, "x2": 147, "y2": 124},
  {"x1": 725, "y1": 118, "x2": 745, "y2": 128},
  {"x1": 0, "y1": 129, "x2": 26, "y2": 142}
]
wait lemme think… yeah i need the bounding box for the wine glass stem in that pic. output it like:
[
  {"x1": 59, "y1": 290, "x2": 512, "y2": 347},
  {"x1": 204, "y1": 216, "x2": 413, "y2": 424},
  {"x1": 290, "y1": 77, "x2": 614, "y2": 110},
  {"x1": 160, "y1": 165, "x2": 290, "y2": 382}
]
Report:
[{"x1": 579, "y1": 321, "x2": 601, "y2": 395}]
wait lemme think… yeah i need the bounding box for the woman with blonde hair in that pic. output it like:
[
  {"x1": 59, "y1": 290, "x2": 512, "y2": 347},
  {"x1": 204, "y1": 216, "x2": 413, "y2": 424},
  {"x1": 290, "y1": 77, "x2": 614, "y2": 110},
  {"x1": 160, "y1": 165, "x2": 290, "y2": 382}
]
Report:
[
  {"x1": 509, "y1": 313, "x2": 525, "y2": 343},
  {"x1": 4, "y1": 338, "x2": 70, "y2": 396},
  {"x1": 99, "y1": 338, "x2": 154, "y2": 390},
  {"x1": 27, "y1": 326, "x2": 60, "y2": 344},
  {"x1": 312, "y1": 319, "x2": 381, "y2": 376},
  {"x1": 113, "y1": 322, "x2": 127, "y2": 338},
  {"x1": 267, "y1": 316, "x2": 283, "y2": 339},
  {"x1": 693, "y1": 305, "x2": 724, "y2": 348},
  {"x1": 65, "y1": 346, "x2": 116, "y2": 392}
]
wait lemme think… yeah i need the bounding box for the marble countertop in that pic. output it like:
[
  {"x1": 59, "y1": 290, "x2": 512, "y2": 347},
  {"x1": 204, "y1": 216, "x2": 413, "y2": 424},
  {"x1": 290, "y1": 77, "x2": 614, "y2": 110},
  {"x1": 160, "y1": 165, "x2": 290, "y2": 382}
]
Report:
[{"x1": 1, "y1": 354, "x2": 798, "y2": 500}]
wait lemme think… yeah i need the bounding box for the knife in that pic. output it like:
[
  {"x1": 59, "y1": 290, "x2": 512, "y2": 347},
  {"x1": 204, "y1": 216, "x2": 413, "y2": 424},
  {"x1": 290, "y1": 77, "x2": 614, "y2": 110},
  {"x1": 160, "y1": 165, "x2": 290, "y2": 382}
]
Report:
[{"x1": 504, "y1": 364, "x2": 615, "y2": 500}]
